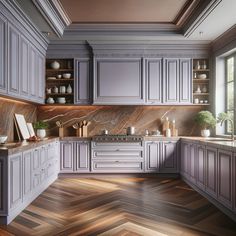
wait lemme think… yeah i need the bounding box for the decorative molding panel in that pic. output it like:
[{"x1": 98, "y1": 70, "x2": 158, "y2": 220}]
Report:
[{"x1": 32, "y1": 0, "x2": 71, "y2": 37}]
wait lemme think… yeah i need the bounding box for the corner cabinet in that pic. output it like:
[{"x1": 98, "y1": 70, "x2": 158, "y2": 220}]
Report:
[
  {"x1": 74, "y1": 58, "x2": 91, "y2": 104},
  {"x1": 93, "y1": 57, "x2": 145, "y2": 105}
]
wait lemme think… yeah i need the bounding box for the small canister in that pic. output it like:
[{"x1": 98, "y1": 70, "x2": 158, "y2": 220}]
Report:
[{"x1": 166, "y1": 128, "x2": 171, "y2": 137}]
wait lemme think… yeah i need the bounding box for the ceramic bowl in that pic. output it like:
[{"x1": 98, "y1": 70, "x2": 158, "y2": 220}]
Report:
[
  {"x1": 57, "y1": 97, "x2": 66, "y2": 104},
  {"x1": 0, "y1": 135, "x2": 8, "y2": 144},
  {"x1": 198, "y1": 74, "x2": 207, "y2": 79},
  {"x1": 62, "y1": 73, "x2": 71, "y2": 79}
]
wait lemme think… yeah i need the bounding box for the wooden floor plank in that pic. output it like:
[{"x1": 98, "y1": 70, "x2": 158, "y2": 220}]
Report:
[{"x1": 0, "y1": 175, "x2": 236, "y2": 236}]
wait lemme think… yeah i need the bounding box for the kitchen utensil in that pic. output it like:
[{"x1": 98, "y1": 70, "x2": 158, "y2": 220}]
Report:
[
  {"x1": 51, "y1": 61, "x2": 60, "y2": 69},
  {"x1": 73, "y1": 123, "x2": 82, "y2": 137},
  {"x1": 0, "y1": 135, "x2": 8, "y2": 144},
  {"x1": 126, "y1": 126, "x2": 135, "y2": 135},
  {"x1": 56, "y1": 121, "x2": 63, "y2": 128},
  {"x1": 62, "y1": 73, "x2": 71, "y2": 79},
  {"x1": 102, "y1": 129, "x2": 108, "y2": 135}
]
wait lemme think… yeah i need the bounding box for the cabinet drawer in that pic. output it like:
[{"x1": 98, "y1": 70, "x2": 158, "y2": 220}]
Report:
[
  {"x1": 91, "y1": 160, "x2": 144, "y2": 173},
  {"x1": 92, "y1": 141, "x2": 143, "y2": 149},
  {"x1": 92, "y1": 150, "x2": 143, "y2": 159}
]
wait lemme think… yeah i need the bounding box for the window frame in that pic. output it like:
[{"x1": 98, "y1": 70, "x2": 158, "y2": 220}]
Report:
[{"x1": 225, "y1": 53, "x2": 236, "y2": 135}]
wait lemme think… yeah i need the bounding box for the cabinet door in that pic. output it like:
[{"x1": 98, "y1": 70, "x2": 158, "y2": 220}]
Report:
[
  {"x1": 40, "y1": 145, "x2": 48, "y2": 182},
  {"x1": 32, "y1": 148, "x2": 41, "y2": 189},
  {"x1": 196, "y1": 145, "x2": 205, "y2": 190},
  {"x1": 20, "y1": 35, "x2": 29, "y2": 98},
  {"x1": 37, "y1": 52, "x2": 45, "y2": 103},
  {"x1": 205, "y1": 147, "x2": 217, "y2": 198},
  {"x1": 179, "y1": 59, "x2": 192, "y2": 104},
  {"x1": 75, "y1": 58, "x2": 91, "y2": 104},
  {"x1": 164, "y1": 58, "x2": 179, "y2": 104},
  {"x1": 60, "y1": 142, "x2": 74, "y2": 172},
  {"x1": 145, "y1": 142, "x2": 159, "y2": 172},
  {"x1": 9, "y1": 153, "x2": 22, "y2": 210},
  {"x1": 93, "y1": 58, "x2": 144, "y2": 105},
  {"x1": 29, "y1": 46, "x2": 37, "y2": 100},
  {"x1": 8, "y1": 24, "x2": 20, "y2": 96},
  {"x1": 180, "y1": 142, "x2": 188, "y2": 177},
  {"x1": 145, "y1": 58, "x2": 162, "y2": 104},
  {"x1": 160, "y1": 141, "x2": 178, "y2": 173},
  {"x1": 74, "y1": 142, "x2": 90, "y2": 172},
  {"x1": 22, "y1": 150, "x2": 32, "y2": 198},
  {"x1": 189, "y1": 143, "x2": 196, "y2": 183},
  {"x1": 218, "y1": 150, "x2": 233, "y2": 209},
  {"x1": 0, "y1": 13, "x2": 6, "y2": 94},
  {"x1": 233, "y1": 154, "x2": 236, "y2": 213}
]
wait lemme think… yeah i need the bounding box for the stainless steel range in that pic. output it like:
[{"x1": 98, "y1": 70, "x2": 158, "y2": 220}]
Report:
[{"x1": 92, "y1": 135, "x2": 143, "y2": 142}]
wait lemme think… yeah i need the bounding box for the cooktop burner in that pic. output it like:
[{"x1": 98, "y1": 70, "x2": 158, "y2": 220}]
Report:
[{"x1": 92, "y1": 135, "x2": 143, "y2": 142}]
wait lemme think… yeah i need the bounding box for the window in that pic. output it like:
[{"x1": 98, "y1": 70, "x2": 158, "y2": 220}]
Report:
[{"x1": 225, "y1": 55, "x2": 236, "y2": 134}]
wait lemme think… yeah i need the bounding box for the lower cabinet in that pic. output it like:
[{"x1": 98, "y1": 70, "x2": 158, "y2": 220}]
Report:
[
  {"x1": 60, "y1": 141, "x2": 90, "y2": 173},
  {"x1": 180, "y1": 139, "x2": 235, "y2": 221},
  {"x1": 145, "y1": 141, "x2": 179, "y2": 173},
  {"x1": 91, "y1": 142, "x2": 144, "y2": 173},
  {"x1": 0, "y1": 140, "x2": 59, "y2": 225}
]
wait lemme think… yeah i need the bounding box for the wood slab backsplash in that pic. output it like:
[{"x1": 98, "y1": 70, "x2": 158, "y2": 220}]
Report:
[
  {"x1": 0, "y1": 98, "x2": 37, "y2": 142},
  {"x1": 37, "y1": 105, "x2": 203, "y2": 137}
]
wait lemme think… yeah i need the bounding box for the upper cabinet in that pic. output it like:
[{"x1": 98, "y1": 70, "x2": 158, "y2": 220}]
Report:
[
  {"x1": 0, "y1": 13, "x2": 7, "y2": 94},
  {"x1": 93, "y1": 57, "x2": 145, "y2": 105},
  {"x1": 0, "y1": 1, "x2": 47, "y2": 104},
  {"x1": 164, "y1": 58, "x2": 192, "y2": 104},
  {"x1": 145, "y1": 58, "x2": 162, "y2": 105},
  {"x1": 74, "y1": 58, "x2": 91, "y2": 105}
]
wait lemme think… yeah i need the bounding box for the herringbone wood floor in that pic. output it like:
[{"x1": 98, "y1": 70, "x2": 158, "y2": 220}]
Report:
[{"x1": 0, "y1": 175, "x2": 236, "y2": 236}]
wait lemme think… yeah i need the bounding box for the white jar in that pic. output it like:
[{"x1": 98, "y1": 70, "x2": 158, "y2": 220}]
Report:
[
  {"x1": 51, "y1": 61, "x2": 60, "y2": 69},
  {"x1": 194, "y1": 98, "x2": 199, "y2": 104},
  {"x1": 37, "y1": 129, "x2": 46, "y2": 139},
  {"x1": 60, "y1": 86, "x2": 66, "y2": 94}
]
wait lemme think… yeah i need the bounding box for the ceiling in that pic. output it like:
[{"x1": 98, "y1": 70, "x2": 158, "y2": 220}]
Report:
[{"x1": 59, "y1": 0, "x2": 190, "y2": 23}]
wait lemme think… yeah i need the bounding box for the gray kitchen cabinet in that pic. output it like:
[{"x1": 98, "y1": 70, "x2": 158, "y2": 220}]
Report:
[
  {"x1": 37, "y1": 52, "x2": 45, "y2": 103},
  {"x1": 8, "y1": 24, "x2": 20, "y2": 97},
  {"x1": 180, "y1": 141, "x2": 189, "y2": 178},
  {"x1": 29, "y1": 45, "x2": 37, "y2": 101},
  {"x1": 145, "y1": 58, "x2": 162, "y2": 104},
  {"x1": 164, "y1": 58, "x2": 179, "y2": 104},
  {"x1": 22, "y1": 150, "x2": 32, "y2": 200},
  {"x1": 75, "y1": 58, "x2": 91, "y2": 104},
  {"x1": 160, "y1": 141, "x2": 179, "y2": 173},
  {"x1": 164, "y1": 58, "x2": 192, "y2": 104},
  {"x1": 91, "y1": 141, "x2": 144, "y2": 173},
  {"x1": 93, "y1": 58, "x2": 145, "y2": 105},
  {"x1": 189, "y1": 143, "x2": 196, "y2": 184},
  {"x1": 196, "y1": 145, "x2": 206, "y2": 190},
  {"x1": 0, "y1": 13, "x2": 6, "y2": 94},
  {"x1": 74, "y1": 142, "x2": 90, "y2": 173},
  {"x1": 179, "y1": 59, "x2": 192, "y2": 104},
  {"x1": 60, "y1": 142, "x2": 74, "y2": 173},
  {"x1": 234, "y1": 154, "x2": 236, "y2": 213},
  {"x1": 8, "y1": 153, "x2": 22, "y2": 211},
  {"x1": 32, "y1": 148, "x2": 41, "y2": 190},
  {"x1": 145, "y1": 141, "x2": 160, "y2": 172},
  {"x1": 20, "y1": 35, "x2": 29, "y2": 98},
  {"x1": 218, "y1": 149, "x2": 233, "y2": 209},
  {"x1": 205, "y1": 147, "x2": 217, "y2": 198}
]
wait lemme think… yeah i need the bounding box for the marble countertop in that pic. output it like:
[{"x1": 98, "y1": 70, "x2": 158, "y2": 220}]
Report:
[
  {"x1": 0, "y1": 137, "x2": 59, "y2": 156},
  {"x1": 1, "y1": 136, "x2": 235, "y2": 156}
]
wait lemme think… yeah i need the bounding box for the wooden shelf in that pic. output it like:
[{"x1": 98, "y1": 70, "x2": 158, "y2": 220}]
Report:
[
  {"x1": 46, "y1": 93, "x2": 74, "y2": 96},
  {"x1": 193, "y1": 69, "x2": 210, "y2": 72},
  {"x1": 44, "y1": 104, "x2": 74, "y2": 106},
  {"x1": 192, "y1": 104, "x2": 210, "y2": 106},
  {"x1": 46, "y1": 69, "x2": 73, "y2": 72},
  {"x1": 46, "y1": 79, "x2": 74, "y2": 82},
  {"x1": 193, "y1": 79, "x2": 210, "y2": 82},
  {"x1": 193, "y1": 93, "x2": 209, "y2": 96}
]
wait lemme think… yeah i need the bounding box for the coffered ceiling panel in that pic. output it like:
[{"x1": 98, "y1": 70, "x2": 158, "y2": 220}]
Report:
[{"x1": 59, "y1": 0, "x2": 190, "y2": 23}]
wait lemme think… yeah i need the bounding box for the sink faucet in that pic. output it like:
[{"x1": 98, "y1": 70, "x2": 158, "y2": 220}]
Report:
[{"x1": 220, "y1": 118, "x2": 235, "y2": 141}]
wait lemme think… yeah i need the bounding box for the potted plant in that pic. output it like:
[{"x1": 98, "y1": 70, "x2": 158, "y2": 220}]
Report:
[
  {"x1": 34, "y1": 121, "x2": 49, "y2": 139},
  {"x1": 194, "y1": 111, "x2": 216, "y2": 137}
]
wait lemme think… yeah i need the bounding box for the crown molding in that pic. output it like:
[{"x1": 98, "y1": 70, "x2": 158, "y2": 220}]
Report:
[
  {"x1": 183, "y1": 0, "x2": 222, "y2": 37},
  {"x1": 32, "y1": 0, "x2": 71, "y2": 37}
]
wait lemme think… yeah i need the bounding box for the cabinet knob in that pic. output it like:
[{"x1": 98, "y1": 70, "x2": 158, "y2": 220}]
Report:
[
  {"x1": 34, "y1": 173, "x2": 39, "y2": 177},
  {"x1": 41, "y1": 168, "x2": 45, "y2": 172},
  {"x1": 115, "y1": 161, "x2": 119, "y2": 163},
  {"x1": 116, "y1": 149, "x2": 120, "y2": 151}
]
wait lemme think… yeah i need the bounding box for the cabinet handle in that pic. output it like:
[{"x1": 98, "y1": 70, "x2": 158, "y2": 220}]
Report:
[
  {"x1": 41, "y1": 168, "x2": 45, "y2": 171},
  {"x1": 34, "y1": 173, "x2": 39, "y2": 176},
  {"x1": 115, "y1": 161, "x2": 119, "y2": 163},
  {"x1": 116, "y1": 149, "x2": 120, "y2": 151}
]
